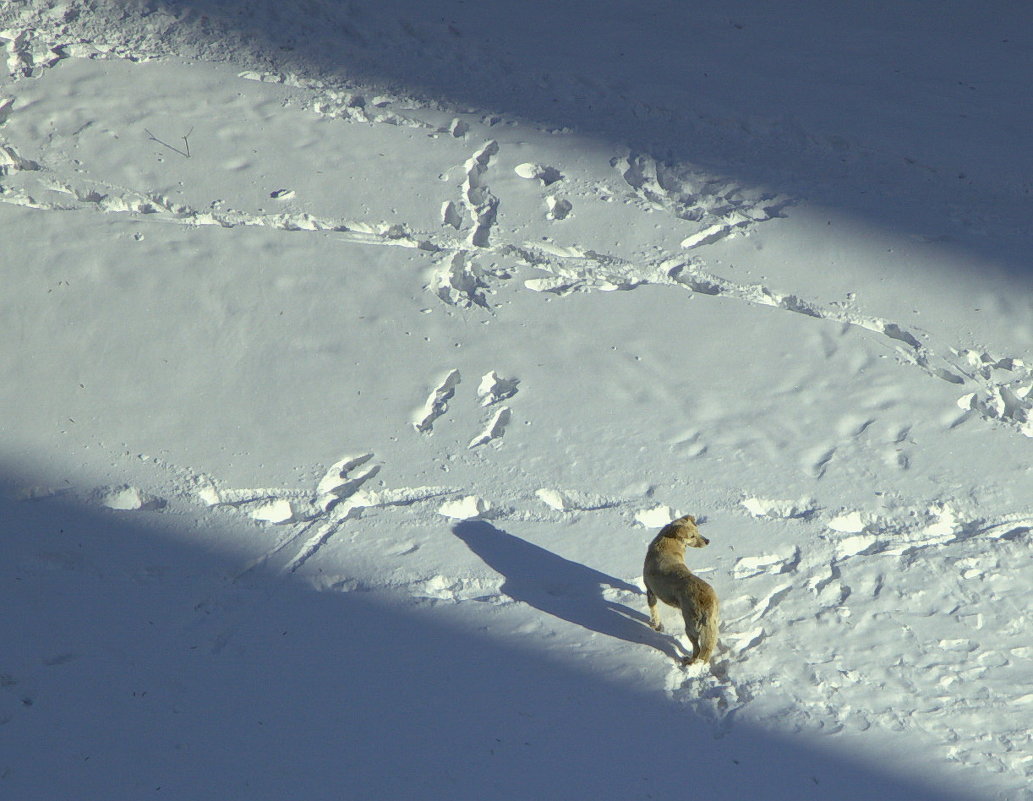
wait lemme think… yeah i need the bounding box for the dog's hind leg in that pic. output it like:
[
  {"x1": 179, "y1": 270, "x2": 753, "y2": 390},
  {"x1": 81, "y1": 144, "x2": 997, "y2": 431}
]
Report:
[
  {"x1": 647, "y1": 589, "x2": 663, "y2": 631},
  {"x1": 681, "y1": 611, "x2": 702, "y2": 665}
]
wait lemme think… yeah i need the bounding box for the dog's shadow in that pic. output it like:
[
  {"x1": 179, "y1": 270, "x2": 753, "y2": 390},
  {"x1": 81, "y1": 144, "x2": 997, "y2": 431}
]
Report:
[{"x1": 452, "y1": 520, "x2": 686, "y2": 661}]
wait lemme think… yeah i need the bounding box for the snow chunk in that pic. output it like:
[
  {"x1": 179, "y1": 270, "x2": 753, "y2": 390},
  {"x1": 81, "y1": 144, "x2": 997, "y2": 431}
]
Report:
[
  {"x1": 536, "y1": 488, "x2": 566, "y2": 511},
  {"x1": 95, "y1": 485, "x2": 164, "y2": 511},
  {"x1": 635, "y1": 505, "x2": 675, "y2": 528},
  {"x1": 439, "y1": 495, "x2": 491, "y2": 520},
  {"x1": 741, "y1": 497, "x2": 815, "y2": 520},
  {"x1": 920, "y1": 504, "x2": 959, "y2": 539},
  {"x1": 680, "y1": 223, "x2": 730, "y2": 249},
  {"x1": 514, "y1": 162, "x2": 562, "y2": 185},
  {"x1": 956, "y1": 392, "x2": 978, "y2": 410},
  {"x1": 197, "y1": 485, "x2": 221, "y2": 506},
  {"x1": 827, "y1": 511, "x2": 868, "y2": 533},
  {"x1": 834, "y1": 534, "x2": 878, "y2": 559},
  {"x1": 251, "y1": 499, "x2": 294, "y2": 524}
]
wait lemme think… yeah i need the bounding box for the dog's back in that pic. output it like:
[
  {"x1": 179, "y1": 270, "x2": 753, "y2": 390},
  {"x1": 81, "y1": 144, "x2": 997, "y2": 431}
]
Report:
[{"x1": 643, "y1": 516, "x2": 719, "y2": 665}]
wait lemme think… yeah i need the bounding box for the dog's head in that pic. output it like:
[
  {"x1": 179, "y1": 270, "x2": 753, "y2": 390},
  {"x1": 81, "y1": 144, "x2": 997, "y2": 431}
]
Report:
[{"x1": 663, "y1": 514, "x2": 710, "y2": 548}]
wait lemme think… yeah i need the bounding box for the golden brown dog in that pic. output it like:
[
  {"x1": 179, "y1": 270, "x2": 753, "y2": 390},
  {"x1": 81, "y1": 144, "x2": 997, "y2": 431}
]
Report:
[{"x1": 643, "y1": 514, "x2": 719, "y2": 666}]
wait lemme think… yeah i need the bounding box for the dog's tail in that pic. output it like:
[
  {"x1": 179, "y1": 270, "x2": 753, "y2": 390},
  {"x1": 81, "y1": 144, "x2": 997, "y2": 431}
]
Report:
[{"x1": 696, "y1": 605, "x2": 719, "y2": 664}]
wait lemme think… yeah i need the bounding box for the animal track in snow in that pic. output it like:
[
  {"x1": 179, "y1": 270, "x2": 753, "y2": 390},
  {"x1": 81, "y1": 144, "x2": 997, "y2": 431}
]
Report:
[
  {"x1": 0, "y1": 143, "x2": 40, "y2": 175},
  {"x1": 196, "y1": 451, "x2": 458, "y2": 537},
  {"x1": 816, "y1": 503, "x2": 1029, "y2": 561},
  {"x1": 410, "y1": 367, "x2": 521, "y2": 446},
  {"x1": 513, "y1": 243, "x2": 646, "y2": 295},
  {"x1": 461, "y1": 140, "x2": 500, "y2": 247},
  {"x1": 315, "y1": 453, "x2": 376, "y2": 495},
  {"x1": 6, "y1": 48, "x2": 1030, "y2": 456},
  {"x1": 476, "y1": 371, "x2": 519, "y2": 406},
  {"x1": 468, "y1": 406, "x2": 511, "y2": 448},
  {"x1": 611, "y1": 152, "x2": 791, "y2": 247},
  {"x1": 773, "y1": 526, "x2": 1033, "y2": 773},
  {"x1": 221, "y1": 479, "x2": 460, "y2": 581},
  {"x1": 0, "y1": 167, "x2": 443, "y2": 251},
  {"x1": 412, "y1": 369, "x2": 462, "y2": 433},
  {"x1": 732, "y1": 549, "x2": 800, "y2": 580},
  {"x1": 429, "y1": 251, "x2": 489, "y2": 308},
  {"x1": 0, "y1": 76, "x2": 1011, "y2": 451},
  {"x1": 411, "y1": 574, "x2": 503, "y2": 603},
  {"x1": 446, "y1": 118, "x2": 469, "y2": 138},
  {"x1": 238, "y1": 70, "x2": 420, "y2": 129},
  {"x1": 952, "y1": 349, "x2": 1033, "y2": 437},
  {"x1": 672, "y1": 500, "x2": 1033, "y2": 755},
  {"x1": 660, "y1": 260, "x2": 998, "y2": 414},
  {"x1": 440, "y1": 200, "x2": 463, "y2": 230},
  {"x1": 803, "y1": 445, "x2": 836, "y2": 479},
  {"x1": 732, "y1": 554, "x2": 783, "y2": 580},
  {"x1": 1, "y1": 28, "x2": 66, "y2": 77},
  {"x1": 315, "y1": 453, "x2": 381, "y2": 511},
  {"x1": 836, "y1": 414, "x2": 876, "y2": 439},
  {"x1": 513, "y1": 162, "x2": 569, "y2": 221},
  {"x1": 198, "y1": 454, "x2": 381, "y2": 525},
  {"x1": 199, "y1": 484, "x2": 316, "y2": 522},
  {"x1": 545, "y1": 195, "x2": 573, "y2": 221}
]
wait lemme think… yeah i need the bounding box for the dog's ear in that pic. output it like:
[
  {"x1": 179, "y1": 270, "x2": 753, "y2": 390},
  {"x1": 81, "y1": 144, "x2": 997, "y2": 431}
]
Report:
[{"x1": 685, "y1": 514, "x2": 696, "y2": 524}]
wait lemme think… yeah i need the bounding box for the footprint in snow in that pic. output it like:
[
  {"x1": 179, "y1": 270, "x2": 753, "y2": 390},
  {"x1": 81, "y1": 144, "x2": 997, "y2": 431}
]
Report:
[
  {"x1": 546, "y1": 196, "x2": 573, "y2": 221},
  {"x1": 476, "y1": 371, "x2": 519, "y2": 405},
  {"x1": 468, "y1": 407, "x2": 511, "y2": 448},
  {"x1": 412, "y1": 369, "x2": 461, "y2": 433},
  {"x1": 802, "y1": 445, "x2": 836, "y2": 479}
]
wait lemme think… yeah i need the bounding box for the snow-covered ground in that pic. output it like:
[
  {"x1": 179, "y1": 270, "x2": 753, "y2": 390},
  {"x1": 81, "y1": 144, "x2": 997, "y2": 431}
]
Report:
[{"x1": 3, "y1": 2, "x2": 1033, "y2": 798}]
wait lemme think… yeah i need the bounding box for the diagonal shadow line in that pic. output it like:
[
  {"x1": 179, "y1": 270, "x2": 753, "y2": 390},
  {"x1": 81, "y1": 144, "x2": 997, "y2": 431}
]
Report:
[
  {"x1": 85, "y1": 0, "x2": 1033, "y2": 283},
  {"x1": 452, "y1": 519, "x2": 687, "y2": 661}
]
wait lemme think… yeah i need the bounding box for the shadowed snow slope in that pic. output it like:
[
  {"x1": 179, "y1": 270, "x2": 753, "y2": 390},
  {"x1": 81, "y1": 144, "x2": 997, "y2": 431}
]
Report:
[{"x1": 3, "y1": 480, "x2": 974, "y2": 801}]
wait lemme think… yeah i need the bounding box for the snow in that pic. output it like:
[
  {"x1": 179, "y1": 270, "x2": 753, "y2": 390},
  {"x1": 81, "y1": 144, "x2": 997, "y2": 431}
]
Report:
[{"x1": 3, "y1": 1, "x2": 1033, "y2": 798}]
